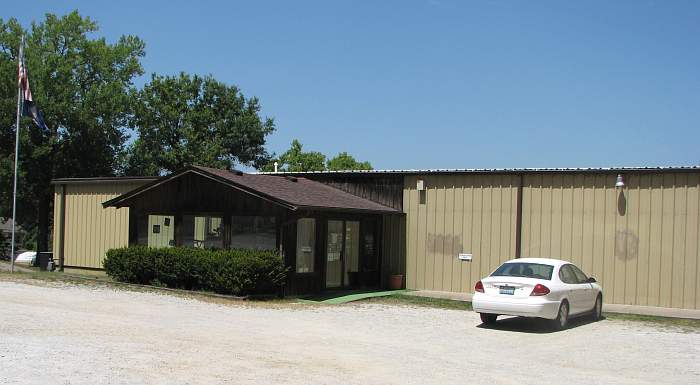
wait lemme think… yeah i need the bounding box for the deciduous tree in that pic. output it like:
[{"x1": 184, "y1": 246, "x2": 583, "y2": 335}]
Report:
[
  {"x1": 125, "y1": 73, "x2": 275, "y2": 175},
  {"x1": 0, "y1": 12, "x2": 144, "y2": 251},
  {"x1": 327, "y1": 152, "x2": 372, "y2": 171},
  {"x1": 262, "y1": 140, "x2": 326, "y2": 172}
]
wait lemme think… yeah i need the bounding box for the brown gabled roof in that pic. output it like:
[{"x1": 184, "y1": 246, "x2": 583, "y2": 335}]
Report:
[{"x1": 103, "y1": 165, "x2": 400, "y2": 214}]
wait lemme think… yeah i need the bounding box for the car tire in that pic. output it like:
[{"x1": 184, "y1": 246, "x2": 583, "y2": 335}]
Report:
[
  {"x1": 591, "y1": 295, "x2": 603, "y2": 321},
  {"x1": 551, "y1": 301, "x2": 569, "y2": 331},
  {"x1": 480, "y1": 313, "x2": 497, "y2": 325}
]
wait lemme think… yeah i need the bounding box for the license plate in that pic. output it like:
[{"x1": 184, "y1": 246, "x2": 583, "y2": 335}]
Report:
[{"x1": 499, "y1": 286, "x2": 515, "y2": 295}]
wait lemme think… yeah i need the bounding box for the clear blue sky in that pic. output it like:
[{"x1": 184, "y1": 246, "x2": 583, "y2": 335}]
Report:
[{"x1": 7, "y1": 0, "x2": 700, "y2": 169}]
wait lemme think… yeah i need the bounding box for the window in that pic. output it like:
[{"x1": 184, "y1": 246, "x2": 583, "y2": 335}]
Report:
[
  {"x1": 491, "y1": 262, "x2": 554, "y2": 280},
  {"x1": 231, "y1": 216, "x2": 276, "y2": 250},
  {"x1": 183, "y1": 215, "x2": 223, "y2": 249},
  {"x1": 137, "y1": 215, "x2": 175, "y2": 247},
  {"x1": 558, "y1": 265, "x2": 578, "y2": 284},
  {"x1": 569, "y1": 264, "x2": 589, "y2": 284},
  {"x1": 296, "y1": 218, "x2": 315, "y2": 273}
]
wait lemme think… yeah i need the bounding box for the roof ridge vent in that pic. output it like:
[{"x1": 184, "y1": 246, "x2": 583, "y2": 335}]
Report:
[{"x1": 285, "y1": 176, "x2": 298, "y2": 182}]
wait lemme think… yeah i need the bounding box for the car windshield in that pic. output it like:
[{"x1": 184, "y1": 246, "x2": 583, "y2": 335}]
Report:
[{"x1": 490, "y1": 262, "x2": 554, "y2": 280}]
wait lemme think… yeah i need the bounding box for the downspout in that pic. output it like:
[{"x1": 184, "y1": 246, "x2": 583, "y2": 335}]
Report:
[{"x1": 514, "y1": 174, "x2": 524, "y2": 259}]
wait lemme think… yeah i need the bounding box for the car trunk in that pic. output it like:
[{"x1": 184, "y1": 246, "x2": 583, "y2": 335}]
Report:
[{"x1": 481, "y1": 276, "x2": 548, "y2": 299}]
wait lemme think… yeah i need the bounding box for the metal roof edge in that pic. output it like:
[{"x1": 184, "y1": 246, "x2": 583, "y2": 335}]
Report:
[{"x1": 255, "y1": 165, "x2": 700, "y2": 176}]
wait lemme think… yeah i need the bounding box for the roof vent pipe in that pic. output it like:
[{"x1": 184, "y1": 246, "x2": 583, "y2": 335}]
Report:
[{"x1": 274, "y1": 161, "x2": 278, "y2": 173}]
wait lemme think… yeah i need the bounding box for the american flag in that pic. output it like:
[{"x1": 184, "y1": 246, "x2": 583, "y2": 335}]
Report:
[{"x1": 17, "y1": 42, "x2": 48, "y2": 132}]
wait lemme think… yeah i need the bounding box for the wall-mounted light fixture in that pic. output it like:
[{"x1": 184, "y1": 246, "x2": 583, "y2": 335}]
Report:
[
  {"x1": 615, "y1": 174, "x2": 625, "y2": 188},
  {"x1": 417, "y1": 179, "x2": 426, "y2": 204}
]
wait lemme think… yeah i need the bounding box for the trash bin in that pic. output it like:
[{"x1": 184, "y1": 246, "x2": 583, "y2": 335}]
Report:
[{"x1": 37, "y1": 252, "x2": 53, "y2": 271}]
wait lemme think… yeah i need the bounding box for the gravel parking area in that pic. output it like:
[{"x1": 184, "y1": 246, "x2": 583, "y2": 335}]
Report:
[{"x1": 1, "y1": 279, "x2": 699, "y2": 385}]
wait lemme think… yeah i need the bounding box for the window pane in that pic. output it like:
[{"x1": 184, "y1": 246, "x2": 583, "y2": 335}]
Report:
[
  {"x1": 296, "y1": 218, "x2": 315, "y2": 273},
  {"x1": 559, "y1": 265, "x2": 578, "y2": 284},
  {"x1": 344, "y1": 221, "x2": 360, "y2": 286},
  {"x1": 491, "y1": 262, "x2": 554, "y2": 280},
  {"x1": 139, "y1": 215, "x2": 175, "y2": 247},
  {"x1": 183, "y1": 215, "x2": 223, "y2": 249},
  {"x1": 231, "y1": 216, "x2": 276, "y2": 250},
  {"x1": 570, "y1": 265, "x2": 589, "y2": 283},
  {"x1": 326, "y1": 220, "x2": 343, "y2": 287}
]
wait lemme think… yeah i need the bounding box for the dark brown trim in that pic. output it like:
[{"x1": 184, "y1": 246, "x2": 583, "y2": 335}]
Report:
[
  {"x1": 174, "y1": 212, "x2": 184, "y2": 247},
  {"x1": 62, "y1": 265, "x2": 105, "y2": 271},
  {"x1": 58, "y1": 184, "x2": 66, "y2": 271},
  {"x1": 51, "y1": 176, "x2": 158, "y2": 185},
  {"x1": 514, "y1": 174, "x2": 524, "y2": 259},
  {"x1": 295, "y1": 204, "x2": 400, "y2": 215},
  {"x1": 128, "y1": 208, "x2": 138, "y2": 246}
]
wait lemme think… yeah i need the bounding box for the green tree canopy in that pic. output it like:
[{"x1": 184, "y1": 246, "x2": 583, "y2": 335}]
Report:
[
  {"x1": 263, "y1": 139, "x2": 325, "y2": 172},
  {"x1": 0, "y1": 12, "x2": 145, "y2": 250},
  {"x1": 327, "y1": 152, "x2": 372, "y2": 171},
  {"x1": 262, "y1": 140, "x2": 373, "y2": 172},
  {"x1": 125, "y1": 73, "x2": 275, "y2": 175}
]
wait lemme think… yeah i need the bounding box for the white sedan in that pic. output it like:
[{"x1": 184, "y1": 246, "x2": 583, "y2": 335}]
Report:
[{"x1": 472, "y1": 258, "x2": 603, "y2": 330}]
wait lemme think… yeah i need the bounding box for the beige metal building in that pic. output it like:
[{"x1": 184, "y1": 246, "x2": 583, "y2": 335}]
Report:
[
  {"x1": 52, "y1": 177, "x2": 156, "y2": 272},
  {"x1": 399, "y1": 170, "x2": 700, "y2": 310},
  {"x1": 52, "y1": 166, "x2": 700, "y2": 310}
]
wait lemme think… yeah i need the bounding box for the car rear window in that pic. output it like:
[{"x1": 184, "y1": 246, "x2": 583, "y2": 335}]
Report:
[{"x1": 490, "y1": 262, "x2": 554, "y2": 280}]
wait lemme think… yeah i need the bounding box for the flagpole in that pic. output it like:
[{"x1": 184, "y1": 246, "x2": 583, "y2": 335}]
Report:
[{"x1": 10, "y1": 35, "x2": 24, "y2": 274}]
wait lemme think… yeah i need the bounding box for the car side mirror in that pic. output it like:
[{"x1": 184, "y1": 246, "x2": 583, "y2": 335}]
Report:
[{"x1": 587, "y1": 277, "x2": 597, "y2": 283}]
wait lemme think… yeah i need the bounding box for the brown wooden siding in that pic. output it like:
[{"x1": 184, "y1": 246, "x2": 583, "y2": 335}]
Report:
[
  {"x1": 301, "y1": 175, "x2": 404, "y2": 211},
  {"x1": 128, "y1": 173, "x2": 288, "y2": 217},
  {"x1": 381, "y1": 213, "x2": 406, "y2": 287}
]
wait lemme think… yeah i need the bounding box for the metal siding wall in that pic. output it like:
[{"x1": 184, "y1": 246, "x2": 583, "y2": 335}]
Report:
[
  {"x1": 402, "y1": 171, "x2": 699, "y2": 310},
  {"x1": 521, "y1": 172, "x2": 700, "y2": 310},
  {"x1": 404, "y1": 174, "x2": 518, "y2": 293},
  {"x1": 60, "y1": 182, "x2": 148, "y2": 269}
]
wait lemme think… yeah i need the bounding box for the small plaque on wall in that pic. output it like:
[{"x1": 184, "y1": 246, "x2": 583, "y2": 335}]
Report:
[{"x1": 458, "y1": 253, "x2": 472, "y2": 261}]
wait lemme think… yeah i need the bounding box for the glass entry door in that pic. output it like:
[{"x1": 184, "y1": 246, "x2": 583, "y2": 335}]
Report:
[{"x1": 325, "y1": 220, "x2": 360, "y2": 288}]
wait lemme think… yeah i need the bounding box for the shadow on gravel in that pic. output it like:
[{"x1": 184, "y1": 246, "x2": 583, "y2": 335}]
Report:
[{"x1": 477, "y1": 315, "x2": 604, "y2": 334}]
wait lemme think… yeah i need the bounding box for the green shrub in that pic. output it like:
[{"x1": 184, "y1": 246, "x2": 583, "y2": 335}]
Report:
[{"x1": 103, "y1": 246, "x2": 288, "y2": 296}]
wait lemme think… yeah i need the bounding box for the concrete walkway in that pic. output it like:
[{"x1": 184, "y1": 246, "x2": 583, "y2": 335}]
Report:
[{"x1": 405, "y1": 289, "x2": 700, "y2": 320}]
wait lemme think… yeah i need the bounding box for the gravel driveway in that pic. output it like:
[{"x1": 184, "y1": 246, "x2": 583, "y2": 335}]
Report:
[{"x1": 1, "y1": 280, "x2": 698, "y2": 385}]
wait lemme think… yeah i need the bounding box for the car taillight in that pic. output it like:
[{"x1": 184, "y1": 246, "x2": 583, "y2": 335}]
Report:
[
  {"x1": 530, "y1": 284, "x2": 550, "y2": 296},
  {"x1": 475, "y1": 280, "x2": 484, "y2": 293}
]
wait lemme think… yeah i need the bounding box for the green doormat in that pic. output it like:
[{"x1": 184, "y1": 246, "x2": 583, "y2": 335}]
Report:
[{"x1": 298, "y1": 290, "x2": 407, "y2": 305}]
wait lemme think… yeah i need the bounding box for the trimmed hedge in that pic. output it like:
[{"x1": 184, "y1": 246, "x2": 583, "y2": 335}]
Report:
[{"x1": 103, "y1": 246, "x2": 288, "y2": 296}]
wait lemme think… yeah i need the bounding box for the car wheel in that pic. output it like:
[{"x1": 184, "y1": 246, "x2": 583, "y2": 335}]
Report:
[
  {"x1": 591, "y1": 295, "x2": 602, "y2": 321},
  {"x1": 480, "y1": 313, "x2": 497, "y2": 325},
  {"x1": 551, "y1": 301, "x2": 569, "y2": 331}
]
